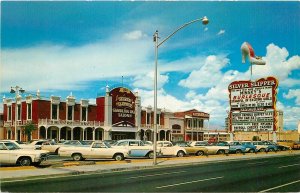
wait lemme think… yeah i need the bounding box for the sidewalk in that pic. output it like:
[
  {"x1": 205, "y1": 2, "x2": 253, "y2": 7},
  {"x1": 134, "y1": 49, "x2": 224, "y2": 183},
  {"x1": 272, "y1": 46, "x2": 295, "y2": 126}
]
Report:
[{"x1": 1, "y1": 151, "x2": 299, "y2": 181}]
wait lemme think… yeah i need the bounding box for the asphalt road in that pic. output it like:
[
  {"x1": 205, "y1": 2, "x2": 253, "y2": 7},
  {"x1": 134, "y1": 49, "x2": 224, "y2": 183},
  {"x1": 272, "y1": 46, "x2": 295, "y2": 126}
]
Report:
[{"x1": 2, "y1": 154, "x2": 300, "y2": 192}]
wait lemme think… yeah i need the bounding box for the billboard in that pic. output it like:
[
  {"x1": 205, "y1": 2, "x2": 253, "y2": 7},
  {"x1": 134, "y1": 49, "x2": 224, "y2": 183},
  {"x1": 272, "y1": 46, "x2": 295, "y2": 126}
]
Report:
[
  {"x1": 228, "y1": 77, "x2": 278, "y2": 132},
  {"x1": 110, "y1": 87, "x2": 136, "y2": 127}
]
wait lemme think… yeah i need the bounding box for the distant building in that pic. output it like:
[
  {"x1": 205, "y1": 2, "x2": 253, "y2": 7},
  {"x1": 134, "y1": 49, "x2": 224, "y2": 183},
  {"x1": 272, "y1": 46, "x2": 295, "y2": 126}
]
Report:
[{"x1": 0, "y1": 113, "x2": 4, "y2": 140}]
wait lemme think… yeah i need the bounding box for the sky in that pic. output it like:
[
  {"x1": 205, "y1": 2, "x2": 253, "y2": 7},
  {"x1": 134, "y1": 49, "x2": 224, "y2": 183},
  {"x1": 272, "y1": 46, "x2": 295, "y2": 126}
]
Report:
[{"x1": 1, "y1": 1, "x2": 300, "y2": 130}]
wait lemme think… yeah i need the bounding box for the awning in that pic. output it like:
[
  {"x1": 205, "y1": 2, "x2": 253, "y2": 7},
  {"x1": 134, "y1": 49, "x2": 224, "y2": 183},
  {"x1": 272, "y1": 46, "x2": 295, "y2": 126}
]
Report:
[{"x1": 111, "y1": 127, "x2": 137, "y2": 132}]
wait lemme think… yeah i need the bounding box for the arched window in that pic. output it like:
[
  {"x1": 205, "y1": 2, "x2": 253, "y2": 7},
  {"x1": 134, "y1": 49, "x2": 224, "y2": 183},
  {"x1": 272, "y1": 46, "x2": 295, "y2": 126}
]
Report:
[{"x1": 172, "y1": 124, "x2": 181, "y2": 133}]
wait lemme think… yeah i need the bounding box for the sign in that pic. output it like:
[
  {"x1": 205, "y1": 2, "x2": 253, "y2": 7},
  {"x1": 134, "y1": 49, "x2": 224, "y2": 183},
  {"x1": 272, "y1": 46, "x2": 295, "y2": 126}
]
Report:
[
  {"x1": 192, "y1": 112, "x2": 210, "y2": 118},
  {"x1": 110, "y1": 87, "x2": 136, "y2": 127},
  {"x1": 228, "y1": 77, "x2": 278, "y2": 132},
  {"x1": 231, "y1": 110, "x2": 275, "y2": 131},
  {"x1": 228, "y1": 77, "x2": 278, "y2": 110}
]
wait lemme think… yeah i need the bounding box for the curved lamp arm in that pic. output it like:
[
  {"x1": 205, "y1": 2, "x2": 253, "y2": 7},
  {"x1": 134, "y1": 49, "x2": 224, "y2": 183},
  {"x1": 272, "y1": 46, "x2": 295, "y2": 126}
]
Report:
[{"x1": 156, "y1": 16, "x2": 209, "y2": 47}]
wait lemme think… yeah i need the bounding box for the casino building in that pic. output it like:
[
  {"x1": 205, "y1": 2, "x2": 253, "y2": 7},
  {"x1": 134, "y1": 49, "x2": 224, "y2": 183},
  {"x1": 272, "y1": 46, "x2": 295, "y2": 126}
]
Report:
[{"x1": 2, "y1": 86, "x2": 210, "y2": 142}]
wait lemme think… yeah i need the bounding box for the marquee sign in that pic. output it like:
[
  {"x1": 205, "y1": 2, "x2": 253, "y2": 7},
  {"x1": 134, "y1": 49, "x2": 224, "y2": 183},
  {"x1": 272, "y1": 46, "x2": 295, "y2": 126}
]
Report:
[
  {"x1": 110, "y1": 87, "x2": 136, "y2": 127},
  {"x1": 228, "y1": 77, "x2": 278, "y2": 132}
]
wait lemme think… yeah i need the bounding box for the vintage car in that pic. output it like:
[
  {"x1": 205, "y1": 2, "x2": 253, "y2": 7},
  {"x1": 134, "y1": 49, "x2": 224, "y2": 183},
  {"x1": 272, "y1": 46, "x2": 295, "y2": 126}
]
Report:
[
  {"x1": 41, "y1": 141, "x2": 61, "y2": 154},
  {"x1": 111, "y1": 139, "x2": 155, "y2": 158},
  {"x1": 189, "y1": 141, "x2": 230, "y2": 155},
  {"x1": 247, "y1": 141, "x2": 269, "y2": 152},
  {"x1": 240, "y1": 141, "x2": 258, "y2": 153},
  {"x1": 217, "y1": 141, "x2": 247, "y2": 154},
  {"x1": 58, "y1": 141, "x2": 129, "y2": 161},
  {"x1": 0, "y1": 141, "x2": 49, "y2": 166},
  {"x1": 156, "y1": 141, "x2": 187, "y2": 157},
  {"x1": 292, "y1": 141, "x2": 300, "y2": 150},
  {"x1": 183, "y1": 145, "x2": 208, "y2": 156},
  {"x1": 22, "y1": 140, "x2": 49, "y2": 150}
]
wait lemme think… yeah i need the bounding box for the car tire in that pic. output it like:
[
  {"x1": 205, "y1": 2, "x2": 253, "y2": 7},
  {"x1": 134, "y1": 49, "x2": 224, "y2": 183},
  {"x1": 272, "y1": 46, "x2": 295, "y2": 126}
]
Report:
[
  {"x1": 217, "y1": 150, "x2": 225, "y2": 154},
  {"x1": 72, "y1": 153, "x2": 83, "y2": 161},
  {"x1": 268, "y1": 148, "x2": 274, "y2": 152},
  {"x1": 114, "y1": 154, "x2": 124, "y2": 161},
  {"x1": 259, "y1": 148, "x2": 266, "y2": 152},
  {"x1": 147, "y1": 152, "x2": 154, "y2": 159},
  {"x1": 236, "y1": 149, "x2": 242, "y2": 154},
  {"x1": 249, "y1": 149, "x2": 255, "y2": 153},
  {"x1": 177, "y1": 151, "x2": 185, "y2": 157},
  {"x1": 196, "y1": 151, "x2": 204, "y2": 156},
  {"x1": 18, "y1": 157, "x2": 32, "y2": 166}
]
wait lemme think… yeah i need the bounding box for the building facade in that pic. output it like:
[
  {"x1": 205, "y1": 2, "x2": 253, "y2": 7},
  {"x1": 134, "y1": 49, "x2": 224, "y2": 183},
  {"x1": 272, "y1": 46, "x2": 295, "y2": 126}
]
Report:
[{"x1": 2, "y1": 87, "x2": 210, "y2": 142}]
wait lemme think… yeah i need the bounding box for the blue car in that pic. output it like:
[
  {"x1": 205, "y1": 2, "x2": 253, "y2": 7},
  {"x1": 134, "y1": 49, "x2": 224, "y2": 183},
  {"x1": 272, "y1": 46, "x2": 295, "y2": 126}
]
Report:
[
  {"x1": 215, "y1": 141, "x2": 247, "y2": 154},
  {"x1": 261, "y1": 141, "x2": 279, "y2": 152},
  {"x1": 240, "y1": 141, "x2": 257, "y2": 153}
]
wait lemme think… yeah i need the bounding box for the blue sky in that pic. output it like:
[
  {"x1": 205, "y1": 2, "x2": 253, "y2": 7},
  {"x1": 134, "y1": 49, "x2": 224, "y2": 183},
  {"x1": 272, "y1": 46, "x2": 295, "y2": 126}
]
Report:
[{"x1": 1, "y1": 1, "x2": 300, "y2": 130}]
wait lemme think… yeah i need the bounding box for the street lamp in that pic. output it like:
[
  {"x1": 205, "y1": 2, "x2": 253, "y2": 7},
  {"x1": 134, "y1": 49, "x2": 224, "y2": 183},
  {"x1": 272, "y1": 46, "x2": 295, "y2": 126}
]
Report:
[
  {"x1": 10, "y1": 86, "x2": 25, "y2": 140},
  {"x1": 152, "y1": 16, "x2": 209, "y2": 165}
]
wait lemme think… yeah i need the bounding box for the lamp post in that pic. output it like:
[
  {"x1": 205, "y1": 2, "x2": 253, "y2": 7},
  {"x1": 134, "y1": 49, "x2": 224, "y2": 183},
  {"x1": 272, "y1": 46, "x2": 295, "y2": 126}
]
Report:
[
  {"x1": 152, "y1": 16, "x2": 209, "y2": 165},
  {"x1": 10, "y1": 86, "x2": 25, "y2": 141}
]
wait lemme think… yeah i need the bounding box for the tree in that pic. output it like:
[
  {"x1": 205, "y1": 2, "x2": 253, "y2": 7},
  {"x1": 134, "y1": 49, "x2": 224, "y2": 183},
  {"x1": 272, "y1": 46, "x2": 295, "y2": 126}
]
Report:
[
  {"x1": 252, "y1": 136, "x2": 260, "y2": 141},
  {"x1": 24, "y1": 122, "x2": 36, "y2": 141}
]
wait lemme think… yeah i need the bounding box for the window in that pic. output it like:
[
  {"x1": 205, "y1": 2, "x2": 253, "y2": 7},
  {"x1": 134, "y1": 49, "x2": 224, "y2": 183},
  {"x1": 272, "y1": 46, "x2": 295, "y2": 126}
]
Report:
[
  {"x1": 17, "y1": 104, "x2": 21, "y2": 120},
  {"x1": 7, "y1": 106, "x2": 12, "y2": 121},
  {"x1": 172, "y1": 124, "x2": 181, "y2": 134},
  {"x1": 27, "y1": 103, "x2": 32, "y2": 120},
  {"x1": 67, "y1": 106, "x2": 73, "y2": 121},
  {"x1": 156, "y1": 114, "x2": 160, "y2": 125},
  {"x1": 81, "y1": 107, "x2": 87, "y2": 121},
  {"x1": 52, "y1": 104, "x2": 58, "y2": 120},
  {"x1": 188, "y1": 119, "x2": 192, "y2": 128},
  {"x1": 146, "y1": 112, "x2": 151, "y2": 125}
]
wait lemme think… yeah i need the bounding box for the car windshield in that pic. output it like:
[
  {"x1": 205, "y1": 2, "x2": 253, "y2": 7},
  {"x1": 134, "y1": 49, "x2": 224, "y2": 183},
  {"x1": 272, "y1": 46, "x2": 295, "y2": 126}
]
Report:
[{"x1": 4, "y1": 142, "x2": 21, "y2": 150}]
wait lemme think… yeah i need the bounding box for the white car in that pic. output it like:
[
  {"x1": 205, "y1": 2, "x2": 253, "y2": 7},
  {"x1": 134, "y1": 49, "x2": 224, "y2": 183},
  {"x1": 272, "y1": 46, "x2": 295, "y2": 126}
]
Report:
[
  {"x1": 41, "y1": 141, "x2": 61, "y2": 154},
  {"x1": 22, "y1": 140, "x2": 49, "y2": 150},
  {"x1": 111, "y1": 139, "x2": 155, "y2": 158},
  {"x1": 58, "y1": 141, "x2": 129, "y2": 161},
  {"x1": 156, "y1": 141, "x2": 187, "y2": 157},
  {"x1": 0, "y1": 141, "x2": 49, "y2": 166}
]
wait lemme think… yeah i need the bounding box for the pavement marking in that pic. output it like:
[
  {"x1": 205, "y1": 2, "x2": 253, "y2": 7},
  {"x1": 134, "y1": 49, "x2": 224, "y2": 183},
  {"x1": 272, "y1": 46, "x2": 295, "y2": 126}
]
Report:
[
  {"x1": 0, "y1": 166, "x2": 36, "y2": 171},
  {"x1": 156, "y1": 176, "x2": 224, "y2": 189},
  {"x1": 129, "y1": 171, "x2": 187, "y2": 179},
  {"x1": 258, "y1": 179, "x2": 300, "y2": 192},
  {"x1": 247, "y1": 161, "x2": 268, "y2": 165},
  {"x1": 278, "y1": 163, "x2": 300, "y2": 169}
]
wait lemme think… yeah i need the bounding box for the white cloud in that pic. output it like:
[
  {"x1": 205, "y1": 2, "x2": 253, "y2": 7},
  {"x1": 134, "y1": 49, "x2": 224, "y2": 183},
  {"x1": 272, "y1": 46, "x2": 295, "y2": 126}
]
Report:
[
  {"x1": 217, "y1": 29, "x2": 225, "y2": 36},
  {"x1": 132, "y1": 71, "x2": 169, "y2": 90},
  {"x1": 1, "y1": 33, "x2": 153, "y2": 92},
  {"x1": 283, "y1": 89, "x2": 300, "y2": 105},
  {"x1": 123, "y1": 30, "x2": 147, "y2": 40},
  {"x1": 178, "y1": 55, "x2": 230, "y2": 89},
  {"x1": 250, "y1": 43, "x2": 300, "y2": 82}
]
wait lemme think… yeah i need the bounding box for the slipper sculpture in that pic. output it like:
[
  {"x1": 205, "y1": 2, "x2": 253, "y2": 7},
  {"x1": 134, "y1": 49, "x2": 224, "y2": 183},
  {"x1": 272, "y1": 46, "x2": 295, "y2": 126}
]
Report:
[{"x1": 241, "y1": 42, "x2": 266, "y2": 65}]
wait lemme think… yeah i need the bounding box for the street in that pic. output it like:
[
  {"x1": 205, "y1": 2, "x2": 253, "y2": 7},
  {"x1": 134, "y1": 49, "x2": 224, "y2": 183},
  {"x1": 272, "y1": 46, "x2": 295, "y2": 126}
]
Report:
[{"x1": 1, "y1": 154, "x2": 300, "y2": 192}]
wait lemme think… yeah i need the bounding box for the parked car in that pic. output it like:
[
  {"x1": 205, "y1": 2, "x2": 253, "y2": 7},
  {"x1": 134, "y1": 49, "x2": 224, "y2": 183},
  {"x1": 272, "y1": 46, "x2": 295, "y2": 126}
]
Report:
[
  {"x1": 23, "y1": 140, "x2": 49, "y2": 150},
  {"x1": 219, "y1": 141, "x2": 247, "y2": 154},
  {"x1": 240, "y1": 141, "x2": 258, "y2": 153},
  {"x1": 189, "y1": 141, "x2": 230, "y2": 155},
  {"x1": 292, "y1": 141, "x2": 300, "y2": 150},
  {"x1": 261, "y1": 141, "x2": 279, "y2": 152},
  {"x1": 183, "y1": 144, "x2": 208, "y2": 156},
  {"x1": 111, "y1": 139, "x2": 155, "y2": 158},
  {"x1": 156, "y1": 141, "x2": 187, "y2": 157},
  {"x1": 249, "y1": 141, "x2": 269, "y2": 152},
  {"x1": 58, "y1": 141, "x2": 129, "y2": 161},
  {"x1": 172, "y1": 141, "x2": 190, "y2": 147},
  {"x1": 0, "y1": 141, "x2": 49, "y2": 166},
  {"x1": 268, "y1": 142, "x2": 290, "y2": 151},
  {"x1": 41, "y1": 141, "x2": 61, "y2": 154}
]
